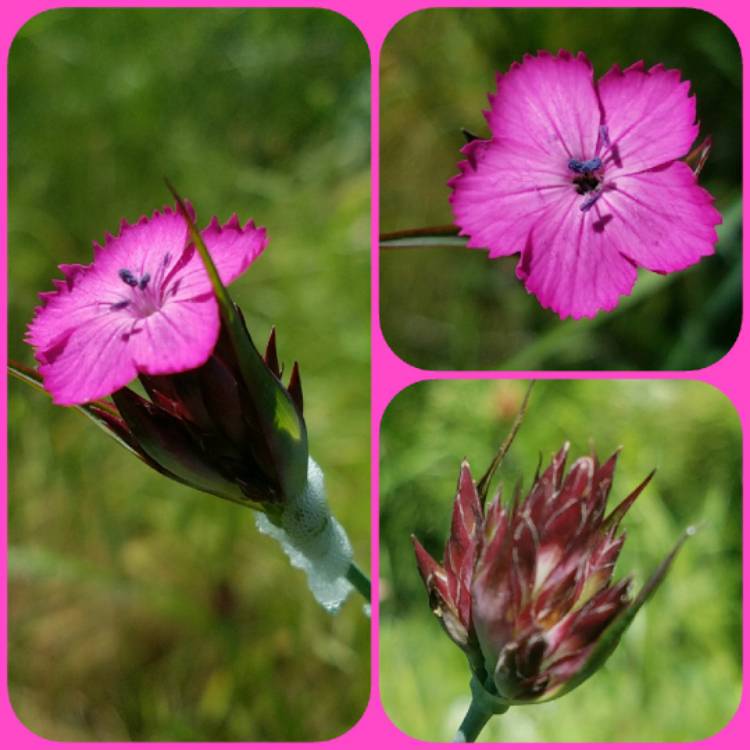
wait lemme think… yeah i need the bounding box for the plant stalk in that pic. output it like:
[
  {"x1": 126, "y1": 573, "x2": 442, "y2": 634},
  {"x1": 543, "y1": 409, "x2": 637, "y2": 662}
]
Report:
[
  {"x1": 453, "y1": 695, "x2": 507, "y2": 742},
  {"x1": 380, "y1": 224, "x2": 459, "y2": 242},
  {"x1": 345, "y1": 561, "x2": 371, "y2": 602},
  {"x1": 379, "y1": 224, "x2": 465, "y2": 249}
]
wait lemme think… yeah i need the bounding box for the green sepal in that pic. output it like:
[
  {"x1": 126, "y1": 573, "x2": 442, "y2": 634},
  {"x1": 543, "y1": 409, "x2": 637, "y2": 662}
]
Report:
[{"x1": 166, "y1": 181, "x2": 309, "y2": 502}]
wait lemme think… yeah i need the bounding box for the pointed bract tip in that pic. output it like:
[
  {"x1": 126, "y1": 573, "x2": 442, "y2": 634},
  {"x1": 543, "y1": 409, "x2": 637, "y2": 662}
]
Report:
[
  {"x1": 164, "y1": 179, "x2": 194, "y2": 225},
  {"x1": 603, "y1": 468, "x2": 656, "y2": 532},
  {"x1": 412, "y1": 535, "x2": 439, "y2": 579},
  {"x1": 287, "y1": 361, "x2": 303, "y2": 417},
  {"x1": 264, "y1": 327, "x2": 281, "y2": 378}
]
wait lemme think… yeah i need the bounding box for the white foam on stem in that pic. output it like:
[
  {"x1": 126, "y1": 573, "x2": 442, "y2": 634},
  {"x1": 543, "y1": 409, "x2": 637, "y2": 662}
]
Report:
[{"x1": 254, "y1": 457, "x2": 353, "y2": 613}]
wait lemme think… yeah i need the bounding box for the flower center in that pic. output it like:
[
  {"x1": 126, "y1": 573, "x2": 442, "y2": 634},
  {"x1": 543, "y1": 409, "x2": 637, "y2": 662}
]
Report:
[
  {"x1": 111, "y1": 267, "x2": 161, "y2": 317},
  {"x1": 567, "y1": 157, "x2": 603, "y2": 212}
]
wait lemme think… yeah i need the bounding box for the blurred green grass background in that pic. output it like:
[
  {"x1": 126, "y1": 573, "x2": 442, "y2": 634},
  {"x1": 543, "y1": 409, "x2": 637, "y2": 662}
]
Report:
[
  {"x1": 8, "y1": 8, "x2": 370, "y2": 741},
  {"x1": 380, "y1": 8, "x2": 741, "y2": 370},
  {"x1": 380, "y1": 380, "x2": 741, "y2": 741}
]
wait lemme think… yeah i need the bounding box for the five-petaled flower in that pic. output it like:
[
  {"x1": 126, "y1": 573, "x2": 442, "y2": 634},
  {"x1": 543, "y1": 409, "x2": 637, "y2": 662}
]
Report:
[
  {"x1": 27, "y1": 204, "x2": 267, "y2": 405},
  {"x1": 449, "y1": 50, "x2": 722, "y2": 319}
]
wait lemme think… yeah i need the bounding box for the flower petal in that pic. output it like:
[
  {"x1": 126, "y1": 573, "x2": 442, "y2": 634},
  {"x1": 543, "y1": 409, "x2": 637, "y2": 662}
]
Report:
[
  {"x1": 598, "y1": 62, "x2": 698, "y2": 175},
  {"x1": 27, "y1": 206, "x2": 193, "y2": 353},
  {"x1": 516, "y1": 194, "x2": 638, "y2": 319},
  {"x1": 90, "y1": 205, "x2": 191, "y2": 285},
  {"x1": 486, "y1": 50, "x2": 601, "y2": 162},
  {"x1": 36, "y1": 313, "x2": 138, "y2": 405},
  {"x1": 202, "y1": 215, "x2": 269, "y2": 284},
  {"x1": 449, "y1": 137, "x2": 570, "y2": 257},
  {"x1": 128, "y1": 293, "x2": 221, "y2": 375},
  {"x1": 163, "y1": 216, "x2": 268, "y2": 303},
  {"x1": 599, "y1": 161, "x2": 721, "y2": 272}
]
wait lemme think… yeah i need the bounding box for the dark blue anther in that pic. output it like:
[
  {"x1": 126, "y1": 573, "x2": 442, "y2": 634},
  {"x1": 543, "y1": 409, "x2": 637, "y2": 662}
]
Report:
[
  {"x1": 110, "y1": 299, "x2": 130, "y2": 311},
  {"x1": 568, "y1": 156, "x2": 602, "y2": 174},
  {"x1": 119, "y1": 268, "x2": 138, "y2": 287},
  {"x1": 138, "y1": 272, "x2": 151, "y2": 290}
]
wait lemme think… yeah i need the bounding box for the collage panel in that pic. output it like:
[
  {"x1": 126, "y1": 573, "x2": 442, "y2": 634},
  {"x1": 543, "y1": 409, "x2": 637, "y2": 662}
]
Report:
[
  {"x1": 379, "y1": 379, "x2": 741, "y2": 742},
  {"x1": 379, "y1": 8, "x2": 741, "y2": 371},
  {"x1": 7, "y1": 8, "x2": 370, "y2": 742}
]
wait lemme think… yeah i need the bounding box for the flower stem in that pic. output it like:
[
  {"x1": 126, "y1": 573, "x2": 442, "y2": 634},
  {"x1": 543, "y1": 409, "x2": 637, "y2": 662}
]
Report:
[
  {"x1": 380, "y1": 224, "x2": 459, "y2": 242},
  {"x1": 345, "y1": 561, "x2": 371, "y2": 602},
  {"x1": 453, "y1": 695, "x2": 507, "y2": 743},
  {"x1": 379, "y1": 224, "x2": 465, "y2": 249}
]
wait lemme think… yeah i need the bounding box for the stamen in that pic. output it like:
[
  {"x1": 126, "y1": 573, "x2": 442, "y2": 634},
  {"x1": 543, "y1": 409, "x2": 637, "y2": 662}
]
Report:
[
  {"x1": 119, "y1": 269, "x2": 138, "y2": 287},
  {"x1": 138, "y1": 272, "x2": 151, "y2": 290},
  {"x1": 599, "y1": 125, "x2": 610, "y2": 148},
  {"x1": 580, "y1": 190, "x2": 603, "y2": 212},
  {"x1": 568, "y1": 157, "x2": 602, "y2": 174},
  {"x1": 110, "y1": 299, "x2": 130, "y2": 311}
]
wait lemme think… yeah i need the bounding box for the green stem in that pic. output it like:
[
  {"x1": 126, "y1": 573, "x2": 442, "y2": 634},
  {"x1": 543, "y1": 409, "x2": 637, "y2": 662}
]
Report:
[
  {"x1": 380, "y1": 223, "x2": 459, "y2": 242},
  {"x1": 453, "y1": 695, "x2": 507, "y2": 743},
  {"x1": 345, "y1": 561, "x2": 371, "y2": 602},
  {"x1": 380, "y1": 224, "x2": 466, "y2": 249}
]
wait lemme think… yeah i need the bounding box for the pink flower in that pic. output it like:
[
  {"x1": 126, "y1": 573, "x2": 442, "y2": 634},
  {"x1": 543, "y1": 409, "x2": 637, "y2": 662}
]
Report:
[
  {"x1": 449, "y1": 50, "x2": 722, "y2": 319},
  {"x1": 27, "y1": 204, "x2": 268, "y2": 405}
]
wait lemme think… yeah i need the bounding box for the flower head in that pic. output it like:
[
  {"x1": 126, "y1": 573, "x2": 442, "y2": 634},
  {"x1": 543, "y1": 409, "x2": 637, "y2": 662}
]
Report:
[
  {"x1": 449, "y1": 50, "x2": 722, "y2": 319},
  {"x1": 413, "y1": 442, "x2": 686, "y2": 704},
  {"x1": 26, "y1": 204, "x2": 267, "y2": 405}
]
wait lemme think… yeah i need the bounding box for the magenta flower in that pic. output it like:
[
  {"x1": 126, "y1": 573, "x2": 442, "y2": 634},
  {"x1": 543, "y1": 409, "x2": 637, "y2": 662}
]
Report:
[
  {"x1": 26, "y1": 204, "x2": 267, "y2": 405},
  {"x1": 449, "y1": 50, "x2": 722, "y2": 319}
]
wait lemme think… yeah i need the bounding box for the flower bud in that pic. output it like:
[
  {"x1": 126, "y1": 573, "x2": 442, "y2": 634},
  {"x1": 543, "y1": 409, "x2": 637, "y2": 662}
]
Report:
[
  {"x1": 413, "y1": 441, "x2": 689, "y2": 704},
  {"x1": 110, "y1": 320, "x2": 308, "y2": 517}
]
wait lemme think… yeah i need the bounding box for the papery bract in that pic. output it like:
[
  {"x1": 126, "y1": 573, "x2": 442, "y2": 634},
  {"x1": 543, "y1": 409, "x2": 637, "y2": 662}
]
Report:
[
  {"x1": 413, "y1": 442, "x2": 681, "y2": 704},
  {"x1": 449, "y1": 50, "x2": 721, "y2": 319},
  {"x1": 27, "y1": 204, "x2": 267, "y2": 405}
]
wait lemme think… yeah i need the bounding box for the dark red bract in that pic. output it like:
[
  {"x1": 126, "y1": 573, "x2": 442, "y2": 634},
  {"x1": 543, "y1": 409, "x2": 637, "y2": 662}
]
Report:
[{"x1": 413, "y1": 442, "x2": 654, "y2": 702}]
